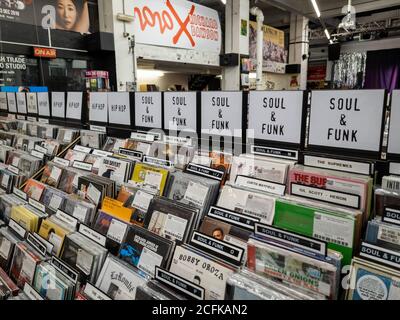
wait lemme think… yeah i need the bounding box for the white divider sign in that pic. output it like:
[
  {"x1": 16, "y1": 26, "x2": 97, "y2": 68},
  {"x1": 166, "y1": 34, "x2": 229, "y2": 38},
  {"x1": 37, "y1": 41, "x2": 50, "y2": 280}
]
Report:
[
  {"x1": 388, "y1": 90, "x2": 400, "y2": 155},
  {"x1": 37, "y1": 92, "x2": 50, "y2": 117},
  {"x1": 309, "y1": 90, "x2": 385, "y2": 152},
  {"x1": 51, "y1": 92, "x2": 65, "y2": 118},
  {"x1": 66, "y1": 92, "x2": 83, "y2": 120},
  {"x1": 6, "y1": 93, "x2": 17, "y2": 113},
  {"x1": 0, "y1": 92, "x2": 8, "y2": 110},
  {"x1": 27, "y1": 93, "x2": 38, "y2": 114},
  {"x1": 16, "y1": 92, "x2": 27, "y2": 114},
  {"x1": 248, "y1": 91, "x2": 304, "y2": 144},
  {"x1": 135, "y1": 92, "x2": 162, "y2": 129},
  {"x1": 201, "y1": 91, "x2": 243, "y2": 137},
  {"x1": 164, "y1": 92, "x2": 197, "y2": 131},
  {"x1": 108, "y1": 92, "x2": 131, "y2": 126},
  {"x1": 89, "y1": 92, "x2": 108, "y2": 123}
]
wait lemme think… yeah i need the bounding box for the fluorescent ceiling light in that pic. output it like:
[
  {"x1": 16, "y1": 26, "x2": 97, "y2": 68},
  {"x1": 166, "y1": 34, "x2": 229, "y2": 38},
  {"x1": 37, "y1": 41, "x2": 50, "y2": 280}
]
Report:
[
  {"x1": 310, "y1": 0, "x2": 321, "y2": 18},
  {"x1": 329, "y1": 39, "x2": 334, "y2": 44},
  {"x1": 324, "y1": 29, "x2": 330, "y2": 39},
  {"x1": 221, "y1": 0, "x2": 226, "y2": 4},
  {"x1": 137, "y1": 69, "x2": 165, "y2": 79}
]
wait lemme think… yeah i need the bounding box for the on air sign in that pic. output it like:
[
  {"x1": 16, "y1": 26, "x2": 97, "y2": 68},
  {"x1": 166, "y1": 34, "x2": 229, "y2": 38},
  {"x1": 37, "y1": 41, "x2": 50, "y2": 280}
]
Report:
[
  {"x1": 132, "y1": 0, "x2": 221, "y2": 53},
  {"x1": 33, "y1": 47, "x2": 57, "y2": 59}
]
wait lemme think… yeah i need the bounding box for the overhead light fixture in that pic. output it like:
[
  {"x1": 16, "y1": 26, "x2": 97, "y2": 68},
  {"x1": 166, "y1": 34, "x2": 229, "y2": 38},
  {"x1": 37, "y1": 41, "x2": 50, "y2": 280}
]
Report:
[
  {"x1": 324, "y1": 28, "x2": 330, "y2": 40},
  {"x1": 221, "y1": 0, "x2": 226, "y2": 4},
  {"x1": 137, "y1": 69, "x2": 165, "y2": 79},
  {"x1": 310, "y1": 0, "x2": 321, "y2": 18},
  {"x1": 117, "y1": 13, "x2": 135, "y2": 22},
  {"x1": 329, "y1": 39, "x2": 334, "y2": 44}
]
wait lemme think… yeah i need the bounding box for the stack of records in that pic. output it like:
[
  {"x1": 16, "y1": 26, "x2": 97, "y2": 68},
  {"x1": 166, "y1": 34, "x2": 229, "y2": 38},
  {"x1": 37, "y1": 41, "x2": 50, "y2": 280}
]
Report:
[
  {"x1": 247, "y1": 237, "x2": 339, "y2": 300},
  {"x1": 9, "y1": 241, "x2": 47, "y2": 288},
  {"x1": 0, "y1": 268, "x2": 19, "y2": 300},
  {"x1": 83, "y1": 153, "x2": 103, "y2": 175},
  {"x1": 135, "y1": 280, "x2": 188, "y2": 300},
  {"x1": 61, "y1": 194, "x2": 97, "y2": 225},
  {"x1": 13, "y1": 134, "x2": 44, "y2": 153},
  {"x1": 148, "y1": 141, "x2": 195, "y2": 170},
  {"x1": 61, "y1": 231, "x2": 108, "y2": 283},
  {"x1": 0, "y1": 226, "x2": 24, "y2": 271},
  {"x1": 225, "y1": 268, "x2": 325, "y2": 300},
  {"x1": 95, "y1": 254, "x2": 148, "y2": 300},
  {"x1": 56, "y1": 128, "x2": 80, "y2": 145},
  {"x1": 365, "y1": 218, "x2": 400, "y2": 250},
  {"x1": 273, "y1": 196, "x2": 361, "y2": 266},
  {"x1": 169, "y1": 245, "x2": 235, "y2": 300},
  {"x1": 58, "y1": 167, "x2": 86, "y2": 194},
  {"x1": 0, "y1": 131, "x2": 16, "y2": 146},
  {"x1": 103, "y1": 137, "x2": 127, "y2": 154},
  {"x1": 217, "y1": 185, "x2": 277, "y2": 225},
  {"x1": 0, "y1": 165, "x2": 21, "y2": 193},
  {"x1": 116, "y1": 183, "x2": 155, "y2": 226},
  {"x1": 0, "y1": 145, "x2": 15, "y2": 164},
  {"x1": 0, "y1": 120, "x2": 17, "y2": 132},
  {"x1": 130, "y1": 163, "x2": 170, "y2": 196},
  {"x1": 6, "y1": 151, "x2": 42, "y2": 182},
  {"x1": 41, "y1": 185, "x2": 69, "y2": 213},
  {"x1": 164, "y1": 171, "x2": 220, "y2": 219},
  {"x1": 347, "y1": 257, "x2": 400, "y2": 300},
  {"x1": 33, "y1": 262, "x2": 76, "y2": 300},
  {"x1": 288, "y1": 165, "x2": 373, "y2": 224},
  {"x1": 23, "y1": 179, "x2": 46, "y2": 201},
  {"x1": 144, "y1": 197, "x2": 199, "y2": 244},
  {"x1": 375, "y1": 177, "x2": 400, "y2": 217},
  {"x1": 10, "y1": 205, "x2": 47, "y2": 233},
  {"x1": 98, "y1": 156, "x2": 135, "y2": 187},
  {"x1": 80, "y1": 130, "x2": 107, "y2": 149},
  {"x1": 123, "y1": 137, "x2": 153, "y2": 155},
  {"x1": 38, "y1": 214, "x2": 76, "y2": 257},
  {"x1": 0, "y1": 193, "x2": 27, "y2": 223},
  {"x1": 64, "y1": 149, "x2": 87, "y2": 164},
  {"x1": 41, "y1": 162, "x2": 65, "y2": 188},
  {"x1": 229, "y1": 154, "x2": 290, "y2": 185},
  {"x1": 118, "y1": 225, "x2": 175, "y2": 277},
  {"x1": 77, "y1": 174, "x2": 116, "y2": 207}
]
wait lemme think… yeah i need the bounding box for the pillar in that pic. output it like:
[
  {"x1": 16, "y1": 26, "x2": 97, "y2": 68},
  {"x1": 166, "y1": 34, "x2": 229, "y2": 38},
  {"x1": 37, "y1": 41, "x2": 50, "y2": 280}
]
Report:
[
  {"x1": 222, "y1": 0, "x2": 250, "y2": 91},
  {"x1": 289, "y1": 14, "x2": 309, "y2": 90}
]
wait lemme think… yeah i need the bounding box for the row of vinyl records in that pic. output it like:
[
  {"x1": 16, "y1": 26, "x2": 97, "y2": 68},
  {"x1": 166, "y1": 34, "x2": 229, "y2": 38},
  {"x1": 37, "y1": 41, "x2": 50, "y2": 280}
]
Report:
[{"x1": 0, "y1": 120, "x2": 400, "y2": 300}]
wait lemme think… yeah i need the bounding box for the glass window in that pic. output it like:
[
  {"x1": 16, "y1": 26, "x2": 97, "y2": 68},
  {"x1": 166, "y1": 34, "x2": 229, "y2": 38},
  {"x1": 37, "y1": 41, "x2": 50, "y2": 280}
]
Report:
[{"x1": 0, "y1": 53, "x2": 39, "y2": 87}]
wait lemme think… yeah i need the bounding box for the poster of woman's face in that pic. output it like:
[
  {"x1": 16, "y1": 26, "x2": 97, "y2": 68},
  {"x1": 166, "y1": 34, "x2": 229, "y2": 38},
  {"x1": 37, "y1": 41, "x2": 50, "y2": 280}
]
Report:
[
  {"x1": 0, "y1": 0, "x2": 91, "y2": 34},
  {"x1": 55, "y1": 0, "x2": 90, "y2": 33}
]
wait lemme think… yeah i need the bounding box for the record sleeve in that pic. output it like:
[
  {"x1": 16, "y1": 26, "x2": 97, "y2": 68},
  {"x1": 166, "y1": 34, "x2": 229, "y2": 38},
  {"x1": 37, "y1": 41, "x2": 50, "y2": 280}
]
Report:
[
  {"x1": 130, "y1": 163, "x2": 169, "y2": 196},
  {"x1": 95, "y1": 255, "x2": 148, "y2": 300},
  {"x1": 23, "y1": 179, "x2": 46, "y2": 202},
  {"x1": 119, "y1": 225, "x2": 174, "y2": 276},
  {"x1": 169, "y1": 246, "x2": 234, "y2": 300}
]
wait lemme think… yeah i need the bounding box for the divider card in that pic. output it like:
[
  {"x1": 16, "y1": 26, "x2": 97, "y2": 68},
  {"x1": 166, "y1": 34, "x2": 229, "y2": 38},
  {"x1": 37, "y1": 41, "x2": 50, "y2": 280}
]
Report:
[
  {"x1": 388, "y1": 90, "x2": 400, "y2": 156},
  {"x1": 37, "y1": 92, "x2": 50, "y2": 117},
  {"x1": 108, "y1": 92, "x2": 131, "y2": 126},
  {"x1": 0, "y1": 92, "x2": 7, "y2": 110},
  {"x1": 27, "y1": 93, "x2": 38, "y2": 114},
  {"x1": 51, "y1": 92, "x2": 66, "y2": 118},
  {"x1": 16, "y1": 92, "x2": 27, "y2": 114},
  {"x1": 308, "y1": 90, "x2": 386, "y2": 154},
  {"x1": 6, "y1": 92, "x2": 17, "y2": 113},
  {"x1": 248, "y1": 91, "x2": 305, "y2": 145},
  {"x1": 135, "y1": 92, "x2": 162, "y2": 129},
  {"x1": 164, "y1": 92, "x2": 197, "y2": 132},
  {"x1": 201, "y1": 91, "x2": 243, "y2": 137},
  {"x1": 89, "y1": 92, "x2": 108, "y2": 123},
  {"x1": 66, "y1": 92, "x2": 83, "y2": 120}
]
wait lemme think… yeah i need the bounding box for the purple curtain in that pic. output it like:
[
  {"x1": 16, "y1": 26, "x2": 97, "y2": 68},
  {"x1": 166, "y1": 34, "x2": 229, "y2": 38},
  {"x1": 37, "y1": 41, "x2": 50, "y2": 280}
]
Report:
[{"x1": 364, "y1": 49, "x2": 400, "y2": 92}]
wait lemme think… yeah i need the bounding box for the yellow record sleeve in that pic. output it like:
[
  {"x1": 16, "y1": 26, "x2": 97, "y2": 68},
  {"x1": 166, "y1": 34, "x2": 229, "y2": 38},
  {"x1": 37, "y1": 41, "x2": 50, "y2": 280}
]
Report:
[{"x1": 131, "y1": 163, "x2": 169, "y2": 196}]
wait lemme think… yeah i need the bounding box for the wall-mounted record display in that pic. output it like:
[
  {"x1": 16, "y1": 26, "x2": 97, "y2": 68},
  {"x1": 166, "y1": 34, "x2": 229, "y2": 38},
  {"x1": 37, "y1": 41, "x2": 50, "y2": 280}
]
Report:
[
  {"x1": 201, "y1": 91, "x2": 243, "y2": 138},
  {"x1": 388, "y1": 90, "x2": 400, "y2": 158},
  {"x1": 37, "y1": 92, "x2": 50, "y2": 117},
  {"x1": 66, "y1": 92, "x2": 83, "y2": 120},
  {"x1": 248, "y1": 90, "x2": 306, "y2": 147},
  {"x1": 135, "y1": 92, "x2": 162, "y2": 129},
  {"x1": 27, "y1": 93, "x2": 38, "y2": 114},
  {"x1": 164, "y1": 92, "x2": 198, "y2": 132},
  {"x1": 16, "y1": 92, "x2": 27, "y2": 114},
  {"x1": 0, "y1": 92, "x2": 8, "y2": 111},
  {"x1": 6, "y1": 92, "x2": 17, "y2": 113},
  {"x1": 89, "y1": 92, "x2": 108, "y2": 124},
  {"x1": 108, "y1": 92, "x2": 131, "y2": 126},
  {"x1": 308, "y1": 90, "x2": 386, "y2": 157},
  {"x1": 51, "y1": 92, "x2": 66, "y2": 118}
]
